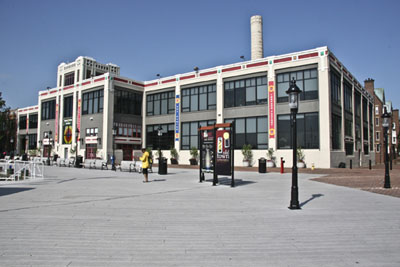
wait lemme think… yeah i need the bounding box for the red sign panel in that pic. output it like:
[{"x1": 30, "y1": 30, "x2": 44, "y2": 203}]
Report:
[
  {"x1": 55, "y1": 103, "x2": 59, "y2": 142},
  {"x1": 268, "y1": 81, "x2": 275, "y2": 138}
]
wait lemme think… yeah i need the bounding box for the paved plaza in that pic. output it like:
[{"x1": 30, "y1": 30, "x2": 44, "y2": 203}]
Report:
[{"x1": 0, "y1": 166, "x2": 399, "y2": 266}]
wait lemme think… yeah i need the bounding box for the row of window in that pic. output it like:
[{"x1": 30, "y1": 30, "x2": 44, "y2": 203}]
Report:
[
  {"x1": 146, "y1": 123, "x2": 175, "y2": 150},
  {"x1": 182, "y1": 84, "x2": 216, "y2": 112},
  {"x1": 277, "y1": 69, "x2": 318, "y2": 103},
  {"x1": 114, "y1": 88, "x2": 142, "y2": 116},
  {"x1": 41, "y1": 100, "x2": 56, "y2": 120},
  {"x1": 114, "y1": 122, "x2": 142, "y2": 138},
  {"x1": 82, "y1": 89, "x2": 104, "y2": 115},
  {"x1": 19, "y1": 115, "x2": 39, "y2": 129},
  {"x1": 224, "y1": 76, "x2": 268, "y2": 107},
  {"x1": 146, "y1": 91, "x2": 175, "y2": 116}
]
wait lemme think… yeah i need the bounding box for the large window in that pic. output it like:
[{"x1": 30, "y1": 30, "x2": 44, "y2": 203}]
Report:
[
  {"x1": 64, "y1": 96, "x2": 73, "y2": 118},
  {"x1": 146, "y1": 91, "x2": 174, "y2": 116},
  {"x1": 277, "y1": 68, "x2": 318, "y2": 103},
  {"x1": 146, "y1": 123, "x2": 174, "y2": 150},
  {"x1": 115, "y1": 88, "x2": 142, "y2": 115},
  {"x1": 41, "y1": 99, "x2": 56, "y2": 120},
  {"x1": 64, "y1": 72, "x2": 75, "y2": 86},
  {"x1": 29, "y1": 114, "x2": 38, "y2": 129},
  {"x1": 114, "y1": 122, "x2": 141, "y2": 138},
  {"x1": 224, "y1": 116, "x2": 268, "y2": 149},
  {"x1": 354, "y1": 91, "x2": 361, "y2": 142},
  {"x1": 181, "y1": 120, "x2": 216, "y2": 150},
  {"x1": 344, "y1": 81, "x2": 353, "y2": 138},
  {"x1": 224, "y1": 76, "x2": 268, "y2": 108},
  {"x1": 182, "y1": 84, "x2": 216, "y2": 112},
  {"x1": 277, "y1": 112, "x2": 319, "y2": 149},
  {"x1": 332, "y1": 114, "x2": 341, "y2": 150},
  {"x1": 19, "y1": 116, "x2": 27, "y2": 130},
  {"x1": 330, "y1": 69, "x2": 341, "y2": 106},
  {"x1": 28, "y1": 134, "x2": 37, "y2": 150},
  {"x1": 369, "y1": 103, "x2": 373, "y2": 151},
  {"x1": 82, "y1": 89, "x2": 104, "y2": 115}
]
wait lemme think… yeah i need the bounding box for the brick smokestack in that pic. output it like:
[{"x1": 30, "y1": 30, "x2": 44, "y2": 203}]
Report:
[
  {"x1": 251, "y1": 15, "x2": 264, "y2": 60},
  {"x1": 364, "y1": 78, "x2": 375, "y2": 96}
]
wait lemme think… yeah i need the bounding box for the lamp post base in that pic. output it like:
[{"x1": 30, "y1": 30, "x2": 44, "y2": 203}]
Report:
[{"x1": 288, "y1": 202, "x2": 301, "y2": 210}]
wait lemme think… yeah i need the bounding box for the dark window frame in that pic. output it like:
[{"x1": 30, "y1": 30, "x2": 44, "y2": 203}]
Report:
[
  {"x1": 82, "y1": 89, "x2": 104, "y2": 115},
  {"x1": 41, "y1": 99, "x2": 56, "y2": 120},
  {"x1": 224, "y1": 116, "x2": 268, "y2": 149},
  {"x1": 277, "y1": 68, "x2": 318, "y2": 103},
  {"x1": 182, "y1": 84, "x2": 216, "y2": 112},
  {"x1": 181, "y1": 120, "x2": 216, "y2": 150},
  {"x1": 224, "y1": 76, "x2": 268, "y2": 108},
  {"x1": 146, "y1": 90, "x2": 175, "y2": 116}
]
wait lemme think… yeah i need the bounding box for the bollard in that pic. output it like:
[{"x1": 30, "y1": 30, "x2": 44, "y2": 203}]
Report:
[
  {"x1": 311, "y1": 163, "x2": 315, "y2": 171},
  {"x1": 369, "y1": 160, "x2": 371, "y2": 170},
  {"x1": 350, "y1": 159, "x2": 352, "y2": 169},
  {"x1": 390, "y1": 159, "x2": 392, "y2": 170},
  {"x1": 280, "y1": 157, "x2": 285, "y2": 174}
]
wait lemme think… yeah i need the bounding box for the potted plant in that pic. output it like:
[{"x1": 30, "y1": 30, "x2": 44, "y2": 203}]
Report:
[
  {"x1": 297, "y1": 147, "x2": 306, "y2": 168},
  {"x1": 241, "y1": 144, "x2": 253, "y2": 167},
  {"x1": 170, "y1": 147, "x2": 179, "y2": 164},
  {"x1": 266, "y1": 148, "x2": 276, "y2": 168},
  {"x1": 189, "y1": 146, "x2": 199, "y2": 165}
]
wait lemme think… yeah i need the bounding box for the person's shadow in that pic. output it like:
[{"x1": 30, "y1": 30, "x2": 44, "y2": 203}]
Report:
[{"x1": 300, "y1": 194, "x2": 324, "y2": 207}]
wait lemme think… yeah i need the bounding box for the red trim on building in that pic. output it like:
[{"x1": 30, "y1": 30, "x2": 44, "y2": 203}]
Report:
[
  {"x1": 145, "y1": 82, "x2": 158, "y2": 87},
  {"x1": 298, "y1": 52, "x2": 319, "y2": 60},
  {"x1": 114, "y1": 77, "x2": 128, "y2": 83},
  {"x1": 246, "y1": 61, "x2": 268, "y2": 68},
  {"x1": 180, "y1": 74, "x2": 196, "y2": 80},
  {"x1": 41, "y1": 92, "x2": 48, "y2": 96},
  {"x1": 50, "y1": 90, "x2": 57, "y2": 94},
  {"x1": 35, "y1": 107, "x2": 38, "y2": 109},
  {"x1": 274, "y1": 57, "x2": 292, "y2": 64},
  {"x1": 23, "y1": 109, "x2": 27, "y2": 111},
  {"x1": 81, "y1": 81, "x2": 91, "y2": 86},
  {"x1": 131, "y1": 81, "x2": 144, "y2": 87},
  {"x1": 199, "y1": 70, "x2": 217, "y2": 77},
  {"x1": 29, "y1": 108, "x2": 33, "y2": 110},
  {"x1": 94, "y1": 77, "x2": 105, "y2": 83},
  {"x1": 162, "y1": 78, "x2": 176, "y2": 84},
  {"x1": 222, "y1": 66, "x2": 241, "y2": 73},
  {"x1": 63, "y1": 85, "x2": 74, "y2": 90}
]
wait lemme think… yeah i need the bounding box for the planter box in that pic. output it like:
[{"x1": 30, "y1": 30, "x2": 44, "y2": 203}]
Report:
[
  {"x1": 242, "y1": 161, "x2": 250, "y2": 167},
  {"x1": 189, "y1": 159, "x2": 198, "y2": 165},
  {"x1": 297, "y1": 162, "x2": 306, "y2": 168},
  {"x1": 266, "y1": 161, "x2": 275, "y2": 168},
  {"x1": 170, "y1": 158, "x2": 178, "y2": 165}
]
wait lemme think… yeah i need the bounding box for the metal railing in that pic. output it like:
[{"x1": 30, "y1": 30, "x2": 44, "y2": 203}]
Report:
[{"x1": 0, "y1": 159, "x2": 45, "y2": 181}]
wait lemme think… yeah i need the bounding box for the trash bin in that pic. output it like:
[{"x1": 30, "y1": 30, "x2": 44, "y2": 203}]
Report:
[
  {"x1": 158, "y1": 157, "x2": 168, "y2": 175},
  {"x1": 22, "y1": 154, "x2": 28, "y2": 161},
  {"x1": 75, "y1": 156, "x2": 83, "y2": 168},
  {"x1": 259, "y1": 157, "x2": 266, "y2": 173}
]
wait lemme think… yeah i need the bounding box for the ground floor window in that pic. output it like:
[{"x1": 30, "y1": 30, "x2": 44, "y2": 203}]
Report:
[
  {"x1": 332, "y1": 114, "x2": 341, "y2": 150},
  {"x1": 224, "y1": 116, "x2": 268, "y2": 149},
  {"x1": 146, "y1": 123, "x2": 174, "y2": 150},
  {"x1": 345, "y1": 142, "x2": 354, "y2": 155},
  {"x1": 181, "y1": 120, "x2": 215, "y2": 150},
  {"x1": 28, "y1": 134, "x2": 37, "y2": 150},
  {"x1": 277, "y1": 112, "x2": 319, "y2": 149},
  {"x1": 364, "y1": 143, "x2": 369, "y2": 155}
]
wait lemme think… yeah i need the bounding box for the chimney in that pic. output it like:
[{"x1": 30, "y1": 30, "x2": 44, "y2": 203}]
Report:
[
  {"x1": 364, "y1": 78, "x2": 375, "y2": 96},
  {"x1": 251, "y1": 15, "x2": 264, "y2": 60}
]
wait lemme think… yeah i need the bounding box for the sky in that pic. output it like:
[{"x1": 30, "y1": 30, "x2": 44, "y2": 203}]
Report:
[{"x1": 0, "y1": 0, "x2": 399, "y2": 110}]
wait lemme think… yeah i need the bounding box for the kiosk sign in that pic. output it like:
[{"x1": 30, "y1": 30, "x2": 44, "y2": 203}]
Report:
[{"x1": 216, "y1": 129, "x2": 231, "y2": 175}]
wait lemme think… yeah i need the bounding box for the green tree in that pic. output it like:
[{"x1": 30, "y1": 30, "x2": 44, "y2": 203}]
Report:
[{"x1": 0, "y1": 92, "x2": 17, "y2": 155}]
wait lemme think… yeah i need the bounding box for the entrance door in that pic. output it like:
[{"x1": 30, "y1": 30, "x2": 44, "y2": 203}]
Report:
[{"x1": 86, "y1": 144, "x2": 97, "y2": 159}]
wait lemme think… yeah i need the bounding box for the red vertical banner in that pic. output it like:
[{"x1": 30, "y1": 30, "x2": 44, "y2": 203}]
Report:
[
  {"x1": 268, "y1": 81, "x2": 275, "y2": 138},
  {"x1": 55, "y1": 103, "x2": 59, "y2": 142},
  {"x1": 77, "y1": 99, "x2": 81, "y2": 139}
]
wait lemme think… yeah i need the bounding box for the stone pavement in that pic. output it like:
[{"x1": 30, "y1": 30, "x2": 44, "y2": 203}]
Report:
[{"x1": 0, "y1": 166, "x2": 399, "y2": 266}]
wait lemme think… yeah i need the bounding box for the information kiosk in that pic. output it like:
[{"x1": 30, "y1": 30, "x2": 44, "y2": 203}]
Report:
[{"x1": 198, "y1": 123, "x2": 235, "y2": 187}]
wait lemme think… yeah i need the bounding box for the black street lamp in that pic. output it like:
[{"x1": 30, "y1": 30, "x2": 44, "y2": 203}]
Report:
[
  {"x1": 382, "y1": 107, "x2": 391, "y2": 189},
  {"x1": 157, "y1": 126, "x2": 163, "y2": 174},
  {"x1": 286, "y1": 78, "x2": 302, "y2": 210},
  {"x1": 112, "y1": 126, "x2": 117, "y2": 171},
  {"x1": 47, "y1": 131, "x2": 53, "y2": 166},
  {"x1": 75, "y1": 128, "x2": 80, "y2": 167}
]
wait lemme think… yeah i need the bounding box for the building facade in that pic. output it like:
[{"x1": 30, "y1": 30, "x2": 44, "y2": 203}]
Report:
[{"x1": 13, "y1": 45, "x2": 374, "y2": 168}]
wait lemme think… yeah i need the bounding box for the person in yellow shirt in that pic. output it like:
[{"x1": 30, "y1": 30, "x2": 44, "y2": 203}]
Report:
[{"x1": 140, "y1": 148, "x2": 150, "y2": 182}]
